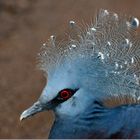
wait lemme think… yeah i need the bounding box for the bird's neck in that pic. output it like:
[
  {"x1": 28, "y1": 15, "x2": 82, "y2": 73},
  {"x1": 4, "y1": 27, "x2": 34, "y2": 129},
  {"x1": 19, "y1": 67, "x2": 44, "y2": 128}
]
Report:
[
  {"x1": 49, "y1": 103, "x2": 140, "y2": 139},
  {"x1": 49, "y1": 102, "x2": 122, "y2": 139}
]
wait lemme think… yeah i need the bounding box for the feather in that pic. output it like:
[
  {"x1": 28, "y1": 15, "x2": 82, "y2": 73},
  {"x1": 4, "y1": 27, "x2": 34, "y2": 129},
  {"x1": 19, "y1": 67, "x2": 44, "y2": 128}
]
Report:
[{"x1": 38, "y1": 9, "x2": 140, "y2": 107}]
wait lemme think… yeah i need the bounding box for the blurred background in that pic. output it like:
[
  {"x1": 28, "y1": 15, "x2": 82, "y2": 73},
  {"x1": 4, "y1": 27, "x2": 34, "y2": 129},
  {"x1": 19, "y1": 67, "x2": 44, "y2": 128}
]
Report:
[{"x1": 0, "y1": 0, "x2": 140, "y2": 138}]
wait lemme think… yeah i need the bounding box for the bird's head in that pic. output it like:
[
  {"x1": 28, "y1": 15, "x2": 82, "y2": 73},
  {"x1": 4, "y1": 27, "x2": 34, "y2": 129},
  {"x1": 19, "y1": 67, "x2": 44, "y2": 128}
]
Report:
[
  {"x1": 20, "y1": 53, "x2": 109, "y2": 120},
  {"x1": 20, "y1": 9, "x2": 140, "y2": 121}
]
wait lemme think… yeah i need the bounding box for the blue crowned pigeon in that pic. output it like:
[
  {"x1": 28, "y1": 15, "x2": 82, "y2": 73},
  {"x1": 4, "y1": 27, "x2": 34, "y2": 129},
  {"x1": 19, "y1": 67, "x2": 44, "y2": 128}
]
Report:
[{"x1": 20, "y1": 9, "x2": 140, "y2": 139}]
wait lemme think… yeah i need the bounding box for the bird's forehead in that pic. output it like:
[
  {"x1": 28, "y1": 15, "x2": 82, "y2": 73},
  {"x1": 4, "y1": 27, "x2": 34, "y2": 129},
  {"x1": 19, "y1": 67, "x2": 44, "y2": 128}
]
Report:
[
  {"x1": 46, "y1": 56, "x2": 107, "y2": 92},
  {"x1": 39, "y1": 56, "x2": 108, "y2": 104},
  {"x1": 41, "y1": 61, "x2": 81, "y2": 102},
  {"x1": 47, "y1": 65, "x2": 79, "y2": 90},
  {"x1": 49, "y1": 56, "x2": 105, "y2": 79}
]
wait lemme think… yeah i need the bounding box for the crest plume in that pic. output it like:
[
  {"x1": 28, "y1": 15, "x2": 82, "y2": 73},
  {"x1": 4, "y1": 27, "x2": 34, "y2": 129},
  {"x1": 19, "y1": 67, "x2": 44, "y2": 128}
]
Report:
[{"x1": 38, "y1": 9, "x2": 140, "y2": 107}]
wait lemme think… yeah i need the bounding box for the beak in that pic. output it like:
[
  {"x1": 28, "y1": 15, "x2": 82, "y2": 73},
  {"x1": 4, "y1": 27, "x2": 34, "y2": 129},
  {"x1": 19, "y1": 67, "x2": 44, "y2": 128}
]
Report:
[{"x1": 20, "y1": 101, "x2": 46, "y2": 121}]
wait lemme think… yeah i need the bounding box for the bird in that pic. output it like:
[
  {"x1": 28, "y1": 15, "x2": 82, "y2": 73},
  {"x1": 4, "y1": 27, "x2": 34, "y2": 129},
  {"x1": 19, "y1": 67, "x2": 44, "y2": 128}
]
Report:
[{"x1": 20, "y1": 9, "x2": 140, "y2": 139}]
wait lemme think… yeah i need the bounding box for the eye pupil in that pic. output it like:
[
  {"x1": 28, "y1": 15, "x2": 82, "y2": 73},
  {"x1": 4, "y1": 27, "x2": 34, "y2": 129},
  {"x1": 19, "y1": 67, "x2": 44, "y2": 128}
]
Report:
[{"x1": 60, "y1": 90, "x2": 71, "y2": 99}]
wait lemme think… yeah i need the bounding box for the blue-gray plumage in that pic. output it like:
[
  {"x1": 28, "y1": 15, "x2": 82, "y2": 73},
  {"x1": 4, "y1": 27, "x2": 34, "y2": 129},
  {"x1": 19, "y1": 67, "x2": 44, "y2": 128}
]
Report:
[
  {"x1": 49, "y1": 103, "x2": 140, "y2": 139},
  {"x1": 20, "y1": 9, "x2": 140, "y2": 139}
]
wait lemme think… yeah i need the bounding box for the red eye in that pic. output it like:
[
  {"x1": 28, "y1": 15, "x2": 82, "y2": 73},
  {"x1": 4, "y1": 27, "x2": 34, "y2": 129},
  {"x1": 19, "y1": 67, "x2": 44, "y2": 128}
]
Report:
[{"x1": 60, "y1": 90, "x2": 72, "y2": 99}]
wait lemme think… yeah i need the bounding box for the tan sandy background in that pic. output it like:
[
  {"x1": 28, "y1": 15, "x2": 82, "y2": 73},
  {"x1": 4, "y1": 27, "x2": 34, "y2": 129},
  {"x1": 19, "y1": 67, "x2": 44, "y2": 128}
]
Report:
[{"x1": 0, "y1": 0, "x2": 140, "y2": 138}]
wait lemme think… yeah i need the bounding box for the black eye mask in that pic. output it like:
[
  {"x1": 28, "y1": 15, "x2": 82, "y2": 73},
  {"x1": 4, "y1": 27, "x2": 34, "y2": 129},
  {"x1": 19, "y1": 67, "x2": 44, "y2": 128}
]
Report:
[{"x1": 46, "y1": 88, "x2": 79, "y2": 108}]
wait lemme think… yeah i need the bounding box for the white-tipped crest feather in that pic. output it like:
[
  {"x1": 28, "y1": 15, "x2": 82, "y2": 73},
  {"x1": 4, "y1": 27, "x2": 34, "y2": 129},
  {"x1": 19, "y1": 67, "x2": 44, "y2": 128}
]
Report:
[{"x1": 38, "y1": 9, "x2": 140, "y2": 107}]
